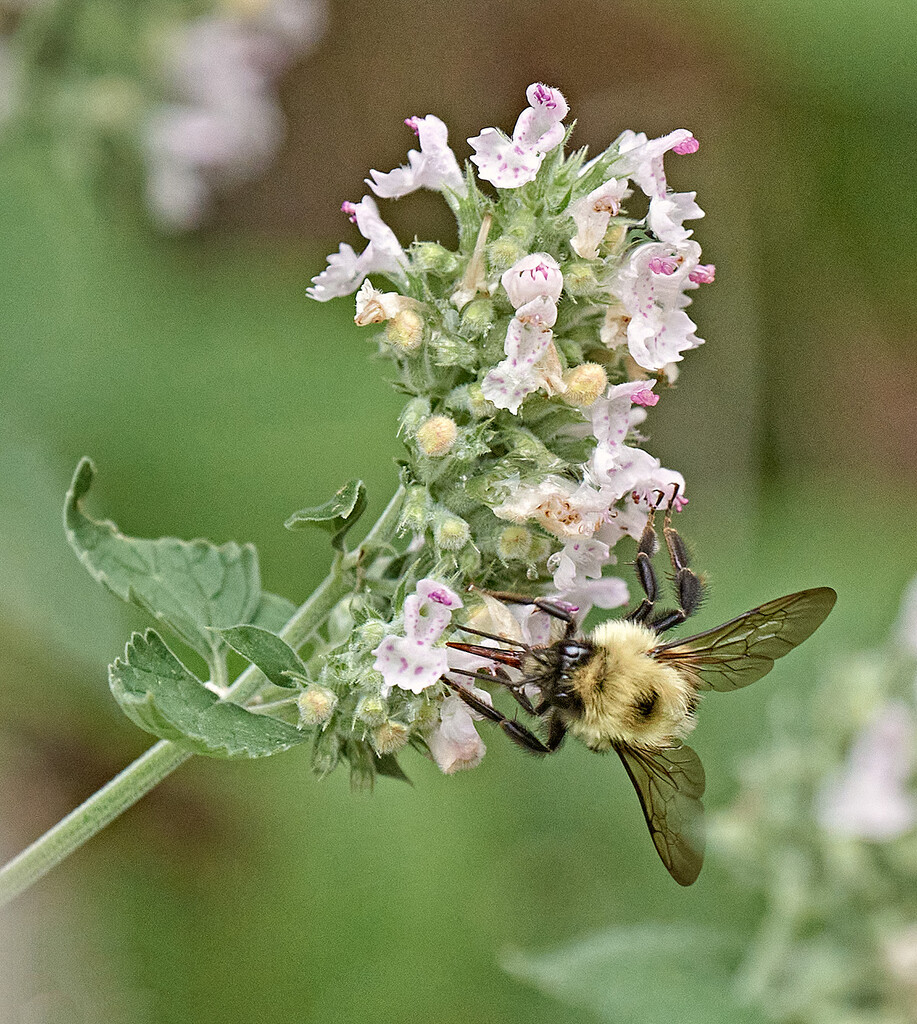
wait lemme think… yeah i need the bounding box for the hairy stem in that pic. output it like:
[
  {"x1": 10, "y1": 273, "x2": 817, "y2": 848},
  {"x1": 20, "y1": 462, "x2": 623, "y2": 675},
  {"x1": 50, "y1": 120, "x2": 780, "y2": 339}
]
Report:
[{"x1": 0, "y1": 486, "x2": 405, "y2": 909}]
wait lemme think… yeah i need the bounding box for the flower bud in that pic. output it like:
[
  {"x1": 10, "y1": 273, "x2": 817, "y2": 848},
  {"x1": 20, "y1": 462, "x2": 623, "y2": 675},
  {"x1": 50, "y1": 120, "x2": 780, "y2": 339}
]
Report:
[
  {"x1": 497, "y1": 525, "x2": 533, "y2": 561},
  {"x1": 355, "y1": 619, "x2": 387, "y2": 650},
  {"x1": 412, "y1": 241, "x2": 460, "y2": 276},
  {"x1": 460, "y1": 298, "x2": 495, "y2": 337},
  {"x1": 398, "y1": 485, "x2": 432, "y2": 533},
  {"x1": 312, "y1": 728, "x2": 343, "y2": 778},
  {"x1": 371, "y1": 720, "x2": 410, "y2": 755},
  {"x1": 456, "y1": 544, "x2": 482, "y2": 576},
  {"x1": 529, "y1": 536, "x2": 553, "y2": 564},
  {"x1": 399, "y1": 396, "x2": 432, "y2": 434},
  {"x1": 459, "y1": 382, "x2": 496, "y2": 420},
  {"x1": 487, "y1": 235, "x2": 527, "y2": 275},
  {"x1": 434, "y1": 512, "x2": 471, "y2": 551},
  {"x1": 347, "y1": 740, "x2": 376, "y2": 792},
  {"x1": 504, "y1": 207, "x2": 537, "y2": 244},
  {"x1": 386, "y1": 308, "x2": 425, "y2": 352},
  {"x1": 501, "y1": 253, "x2": 563, "y2": 309},
  {"x1": 430, "y1": 332, "x2": 478, "y2": 368},
  {"x1": 562, "y1": 363, "x2": 609, "y2": 407},
  {"x1": 298, "y1": 685, "x2": 338, "y2": 726},
  {"x1": 416, "y1": 415, "x2": 458, "y2": 457},
  {"x1": 562, "y1": 261, "x2": 601, "y2": 296},
  {"x1": 355, "y1": 693, "x2": 389, "y2": 726}
]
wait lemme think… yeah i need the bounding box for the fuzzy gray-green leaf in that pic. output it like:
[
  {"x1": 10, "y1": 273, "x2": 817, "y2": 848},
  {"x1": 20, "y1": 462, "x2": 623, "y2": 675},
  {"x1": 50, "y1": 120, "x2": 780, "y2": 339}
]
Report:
[
  {"x1": 284, "y1": 479, "x2": 367, "y2": 550},
  {"x1": 503, "y1": 924, "x2": 765, "y2": 1024},
  {"x1": 65, "y1": 459, "x2": 262, "y2": 669},
  {"x1": 249, "y1": 591, "x2": 297, "y2": 632},
  {"x1": 218, "y1": 625, "x2": 304, "y2": 689},
  {"x1": 110, "y1": 630, "x2": 307, "y2": 758}
]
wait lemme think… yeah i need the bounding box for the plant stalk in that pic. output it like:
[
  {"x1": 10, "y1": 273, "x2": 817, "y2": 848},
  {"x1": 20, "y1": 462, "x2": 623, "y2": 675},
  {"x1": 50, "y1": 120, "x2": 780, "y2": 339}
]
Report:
[{"x1": 0, "y1": 486, "x2": 405, "y2": 909}]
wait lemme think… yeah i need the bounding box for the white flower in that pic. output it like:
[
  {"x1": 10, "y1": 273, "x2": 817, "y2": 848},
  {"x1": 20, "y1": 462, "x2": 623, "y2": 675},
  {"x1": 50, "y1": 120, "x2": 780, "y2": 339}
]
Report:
[
  {"x1": 366, "y1": 114, "x2": 467, "y2": 199},
  {"x1": 548, "y1": 537, "x2": 610, "y2": 592},
  {"x1": 492, "y1": 476, "x2": 610, "y2": 539},
  {"x1": 308, "y1": 196, "x2": 407, "y2": 301},
  {"x1": 570, "y1": 179, "x2": 630, "y2": 259},
  {"x1": 426, "y1": 692, "x2": 488, "y2": 773},
  {"x1": 372, "y1": 579, "x2": 463, "y2": 696},
  {"x1": 817, "y1": 702, "x2": 917, "y2": 840},
  {"x1": 468, "y1": 83, "x2": 568, "y2": 189},
  {"x1": 481, "y1": 296, "x2": 563, "y2": 414},
  {"x1": 894, "y1": 576, "x2": 917, "y2": 657},
  {"x1": 501, "y1": 253, "x2": 564, "y2": 308},
  {"x1": 354, "y1": 279, "x2": 418, "y2": 325},
  {"x1": 647, "y1": 191, "x2": 704, "y2": 245},
  {"x1": 613, "y1": 128, "x2": 696, "y2": 199},
  {"x1": 609, "y1": 240, "x2": 704, "y2": 371}
]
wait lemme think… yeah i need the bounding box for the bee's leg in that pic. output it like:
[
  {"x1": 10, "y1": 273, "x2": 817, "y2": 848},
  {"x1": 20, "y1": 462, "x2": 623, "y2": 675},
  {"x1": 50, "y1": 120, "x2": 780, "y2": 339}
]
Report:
[
  {"x1": 625, "y1": 508, "x2": 660, "y2": 623},
  {"x1": 445, "y1": 681, "x2": 562, "y2": 755},
  {"x1": 475, "y1": 588, "x2": 578, "y2": 640},
  {"x1": 650, "y1": 502, "x2": 704, "y2": 633}
]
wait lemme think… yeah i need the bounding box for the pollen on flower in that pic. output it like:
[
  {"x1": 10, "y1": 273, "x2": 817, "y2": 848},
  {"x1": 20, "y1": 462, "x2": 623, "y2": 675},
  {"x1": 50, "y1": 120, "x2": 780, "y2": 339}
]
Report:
[
  {"x1": 648, "y1": 256, "x2": 678, "y2": 275},
  {"x1": 416, "y1": 415, "x2": 458, "y2": 457},
  {"x1": 562, "y1": 363, "x2": 609, "y2": 408}
]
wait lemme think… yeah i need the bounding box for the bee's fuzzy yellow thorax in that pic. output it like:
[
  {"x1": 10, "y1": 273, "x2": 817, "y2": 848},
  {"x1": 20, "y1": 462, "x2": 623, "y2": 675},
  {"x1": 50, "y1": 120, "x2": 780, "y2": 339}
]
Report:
[{"x1": 567, "y1": 620, "x2": 698, "y2": 751}]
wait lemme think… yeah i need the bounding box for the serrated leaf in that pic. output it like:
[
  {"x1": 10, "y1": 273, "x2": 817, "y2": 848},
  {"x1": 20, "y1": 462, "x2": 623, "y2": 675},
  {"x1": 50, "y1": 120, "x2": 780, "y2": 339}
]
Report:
[
  {"x1": 110, "y1": 630, "x2": 307, "y2": 758},
  {"x1": 250, "y1": 591, "x2": 297, "y2": 632},
  {"x1": 284, "y1": 479, "x2": 367, "y2": 551},
  {"x1": 503, "y1": 924, "x2": 765, "y2": 1024},
  {"x1": 65, "y1": 459, "x2": 262, "y2": 671},
  {"x1": 219, "y1": 625, "x2": 304, "y2": 689}
]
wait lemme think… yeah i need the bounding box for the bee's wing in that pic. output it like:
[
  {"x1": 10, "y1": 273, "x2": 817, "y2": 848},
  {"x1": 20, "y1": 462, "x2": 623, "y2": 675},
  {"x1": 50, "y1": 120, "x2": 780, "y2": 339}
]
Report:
[
  {"x1": 653, "y1": 587, "x2": 836, "y2": 692},
  {"x1": 614, "y1": 742, "x2": 705, "y2": 886}
]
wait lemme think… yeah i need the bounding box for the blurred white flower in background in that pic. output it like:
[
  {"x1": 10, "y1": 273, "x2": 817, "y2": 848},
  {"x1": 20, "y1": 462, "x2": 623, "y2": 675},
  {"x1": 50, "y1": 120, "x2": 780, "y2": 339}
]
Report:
[{"x1": 144, "y1": 0, "x2": 327, "y2": 230}]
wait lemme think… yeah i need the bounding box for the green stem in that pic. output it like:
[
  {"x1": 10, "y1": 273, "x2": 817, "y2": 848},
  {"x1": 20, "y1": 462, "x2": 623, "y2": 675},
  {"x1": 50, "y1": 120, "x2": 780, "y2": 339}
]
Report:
[
  {"x1": 0, "y1": 486, "x2": 405, "y2": 909},
  {"x1": 0, "y1": 740, "x2": 192, "y2": 908}
]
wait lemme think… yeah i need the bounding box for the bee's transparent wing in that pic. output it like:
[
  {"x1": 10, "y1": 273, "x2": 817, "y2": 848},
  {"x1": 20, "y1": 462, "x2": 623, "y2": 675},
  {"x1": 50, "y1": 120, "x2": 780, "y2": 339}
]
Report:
[
  {"x1": 614, "y1": 742, "x2": 706, "y2": 886},
  {"x1": 654, "y1": 587, "x2": 836, "y2": 692}
]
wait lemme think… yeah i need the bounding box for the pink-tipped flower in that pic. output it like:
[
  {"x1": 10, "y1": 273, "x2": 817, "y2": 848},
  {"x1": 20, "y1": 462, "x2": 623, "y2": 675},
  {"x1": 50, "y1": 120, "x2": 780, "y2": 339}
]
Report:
[
  {"x1": 501, "y1": 253, "x2": 564, "y2": 309},
  {"x1": 468, "y1": 83, "x2": 569, "y2": 189},
  {"x1": 672, "y1": 135, "x2": 699, "y2": 155},
  {"x1": 689, "y1": 264, "x2": 716, "y2": 284},
  {"x1": 366, "y1": 114, "x2": 466, "y2": 200},
  {"x1": 372, "y1": 579, "x2": 463, "y2": 696},
  {"x1": 648, "y1": 256, "x2": 678, "y2": 276}
]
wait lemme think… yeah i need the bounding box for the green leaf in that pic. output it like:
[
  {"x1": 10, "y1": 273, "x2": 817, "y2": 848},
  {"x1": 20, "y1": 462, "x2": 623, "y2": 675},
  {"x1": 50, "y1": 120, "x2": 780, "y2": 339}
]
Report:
[
  {"x1": 250, "y1": 591, "x2": 297, "y2": 632},
  {"x1": 284, "y1": 480, "x2": 367, "y2": 551},
  {"x1": 110, "y1": 630, "x2": 307, "y2": 758},
  {"x1": 218, "y1": 625, "x2": 305, "y2": 689},
  {"x1": 374, "y1": 753, "x2": 412, "y2": 785},
  {"x1": 503, "y1": 924, "x2": 765, "y2": 1024},
  {"x1": 64, "y1": 459, "x2": 262, "y2": 671}
]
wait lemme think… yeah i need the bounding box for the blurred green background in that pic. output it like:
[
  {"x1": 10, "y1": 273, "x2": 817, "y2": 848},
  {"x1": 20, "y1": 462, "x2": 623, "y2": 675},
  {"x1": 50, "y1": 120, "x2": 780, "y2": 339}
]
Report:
[{"x1": 2, "y1": 1, "x2": 916, "y2": 1021}]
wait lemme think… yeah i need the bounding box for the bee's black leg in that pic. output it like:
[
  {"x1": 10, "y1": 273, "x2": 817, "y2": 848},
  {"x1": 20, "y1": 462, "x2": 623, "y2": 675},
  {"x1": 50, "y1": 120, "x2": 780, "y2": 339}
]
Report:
[
  {"x1": 650, "y1": 495, "x2": 704, "y2": 633},
  {"x1": 625, "y1": 506, "x2": 660, "y2": 624},
  {"x1": 474, "y1": 589, "x2": 578, "y2": 639},
  {"x1": 445, "y1": 680, "x2": 563, "y2": 755}
]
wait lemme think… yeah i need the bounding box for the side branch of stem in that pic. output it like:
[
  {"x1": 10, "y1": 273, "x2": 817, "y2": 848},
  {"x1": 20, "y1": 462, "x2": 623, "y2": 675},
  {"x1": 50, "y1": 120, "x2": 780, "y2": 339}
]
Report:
[{"x1": 0, "y1": 486, "x2": 406, "y2": 909}]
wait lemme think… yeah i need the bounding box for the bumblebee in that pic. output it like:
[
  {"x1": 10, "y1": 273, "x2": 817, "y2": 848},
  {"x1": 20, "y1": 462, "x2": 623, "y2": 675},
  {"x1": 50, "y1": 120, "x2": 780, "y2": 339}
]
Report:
[{"x1": 446, "y1": 503, "x2": 836, "y2": 885}]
